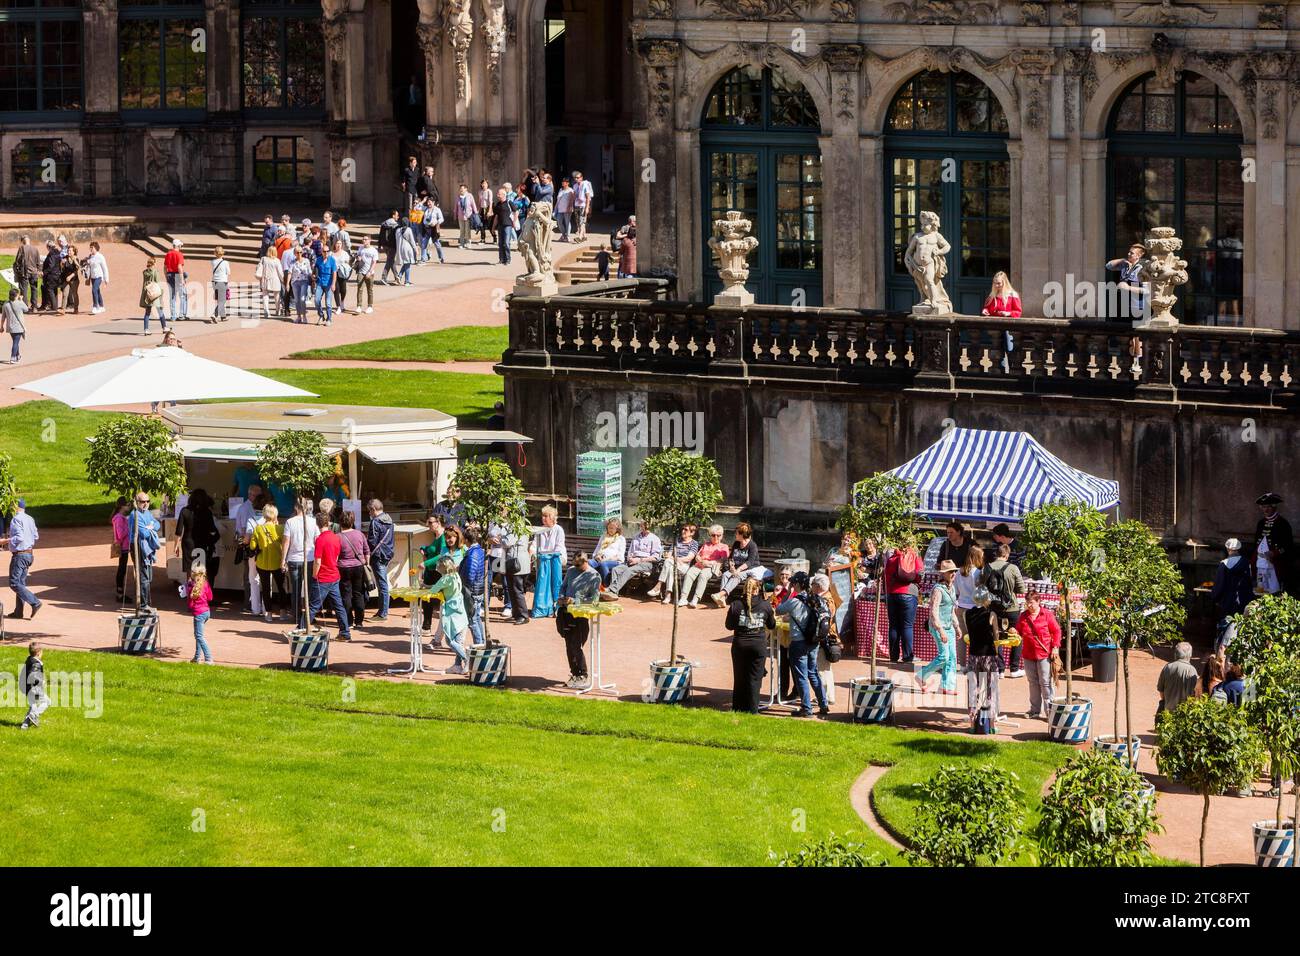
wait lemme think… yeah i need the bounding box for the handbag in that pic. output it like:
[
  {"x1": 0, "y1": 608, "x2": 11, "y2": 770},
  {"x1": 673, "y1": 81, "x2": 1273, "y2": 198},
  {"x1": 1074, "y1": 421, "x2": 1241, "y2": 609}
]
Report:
[
  {"x1": 409, "y1": 207, "x2": 425, "y2": 225},
  {"x1": 110, "y1": 542, "x2": 122, "y2": 559},
  {"x1": 470, "y1": 212, "x2": 483, "y2": 230},
  {"x1": 144, "y1": 281, "x2": 163, "y2": 303}
]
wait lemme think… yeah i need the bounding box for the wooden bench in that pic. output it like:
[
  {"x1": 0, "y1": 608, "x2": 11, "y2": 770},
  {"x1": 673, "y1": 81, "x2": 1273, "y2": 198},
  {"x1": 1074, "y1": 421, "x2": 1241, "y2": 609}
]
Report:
[{"x1": 564, "y1": 534, "x2": 785, "y2": 598}]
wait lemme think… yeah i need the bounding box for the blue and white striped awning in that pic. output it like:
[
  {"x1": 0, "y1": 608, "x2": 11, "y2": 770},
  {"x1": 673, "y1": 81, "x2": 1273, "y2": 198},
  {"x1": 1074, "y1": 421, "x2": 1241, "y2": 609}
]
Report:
[{"x1": 887, "y1": 428, "x2": 1120, "y2": 523}]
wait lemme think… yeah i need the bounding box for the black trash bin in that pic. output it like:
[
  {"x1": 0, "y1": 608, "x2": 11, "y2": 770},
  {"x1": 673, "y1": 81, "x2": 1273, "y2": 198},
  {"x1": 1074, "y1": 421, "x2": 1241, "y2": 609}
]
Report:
[{"x1": 1089, "y1": 643, "x2": 1118, "y2": 683}]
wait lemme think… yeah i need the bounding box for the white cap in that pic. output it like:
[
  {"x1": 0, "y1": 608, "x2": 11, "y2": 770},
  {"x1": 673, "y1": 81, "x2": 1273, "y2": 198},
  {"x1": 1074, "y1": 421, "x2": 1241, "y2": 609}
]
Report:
[
  {"x1": 1225, "y1": 538, "x2": 1242, "y2": 552},
  {"x1": 172, "y1": 239, "x2": 183, "y2": 248}
]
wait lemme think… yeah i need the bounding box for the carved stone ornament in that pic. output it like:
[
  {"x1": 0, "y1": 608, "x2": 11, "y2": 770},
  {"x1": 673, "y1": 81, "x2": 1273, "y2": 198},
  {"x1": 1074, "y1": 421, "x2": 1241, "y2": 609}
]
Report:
[
  {"x1": 1022, "y1": 1, "x2": 1048, "y2": 25},
  {"x1": 1151, "y1": 33, "x2": 1185, "y2": 88},
  {"x1": 516, "y1": 201, "x2": 556, "y2": 291},
  {"x1": 417, "y1": 19, "x2": 444, "y2": 62},
  {"x1": 830, "y1": 0, "x2": 857, "y2": 20},
  {"x1": 821, "y1": 43, "x2": 865, "y2": 73},
  {"x1": 481, "y1": 0, "x2": 509, "y2": 96},
  {"x1": 709, "y1": 211, "x2": 760, "y2": 307},
  {"x1": 1258, "y1": 4, "x2": 1286, "y2": 29},
  {"x1": 446, "y1": 0, "x2": 474, "y2": 104},
  {"x1": 886, "y1": 0, "x2": 996, "y2": 24},
  {"x1": 1061, "y1": 1, "x2": 1081, "y2": 26},
  {"x1": 639, "y1": 39, "x2": 680, "y2": 122},
  {"x1": 1136, "y1": 227, "x2": 1189, "y2": 329},
  {"x1": 1122, "y1": 1, "x2": 1217, "y2": 26},
  {"x1": 701, "y1": 0, "x2": 810, "y2": 19},
  {"x1": 647, "y1": 0, "x2": 675, "y2": 16},
  {"x1": 904, "y1": 210, "x2": 953, "y2": 316}
]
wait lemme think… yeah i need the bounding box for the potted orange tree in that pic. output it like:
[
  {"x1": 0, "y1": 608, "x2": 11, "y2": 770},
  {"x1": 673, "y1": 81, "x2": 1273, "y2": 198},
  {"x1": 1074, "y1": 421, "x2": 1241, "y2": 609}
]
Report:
[
  {"x1": 630, "y1": 448, "x2": 722, "y2": 703},
  {"x1": 256, "y1": 429, "x2": 334, "y2": 671},
  {"x1": 838, "y1": 472, "x2": 920, "y2": 723},
  {"x1": 85, "y1": 416, "x2": 186, "y2": 654}
]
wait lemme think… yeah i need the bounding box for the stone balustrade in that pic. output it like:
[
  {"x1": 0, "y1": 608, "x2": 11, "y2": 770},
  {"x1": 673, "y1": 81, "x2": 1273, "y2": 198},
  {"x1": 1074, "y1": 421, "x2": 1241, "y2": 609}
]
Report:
[{"x1": 505, "y1": 288, "x2": 1300, "y2": 407}]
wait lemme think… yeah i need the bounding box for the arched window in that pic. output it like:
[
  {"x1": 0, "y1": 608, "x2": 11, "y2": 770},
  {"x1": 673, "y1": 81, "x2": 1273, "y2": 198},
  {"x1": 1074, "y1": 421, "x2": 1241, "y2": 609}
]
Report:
[
  {"x1": 701, "y1": 66, "x2": 822, "y2": 305},
  {"x1": 241, "y1": 0, "x2": 324, "y2": 113},
  {"x1": 1108, "y1": 72, "x2": 1243, "y2": 325},
  {"x1": 884, "y1": 70, "x2": 1010, "y2": 314},
  {"x1": 0, "y1": 0, "x2": 82, "y2": 117}
]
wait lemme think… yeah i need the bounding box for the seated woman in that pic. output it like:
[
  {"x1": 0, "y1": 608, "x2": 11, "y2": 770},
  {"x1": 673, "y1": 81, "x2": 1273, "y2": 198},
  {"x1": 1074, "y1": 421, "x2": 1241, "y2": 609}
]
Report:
[
  {"x1": 649, "y1": 524, "x2": 700, "y2": 604},
  {"x1": 680, "y1": 524, "x2": 729, "y2": 608},
  {"x1": 711, "y1": 523, "x2": 766, "y2": 608},
  {"x1": 591, "y1": 518, "x2": 626, "y2": 586}
]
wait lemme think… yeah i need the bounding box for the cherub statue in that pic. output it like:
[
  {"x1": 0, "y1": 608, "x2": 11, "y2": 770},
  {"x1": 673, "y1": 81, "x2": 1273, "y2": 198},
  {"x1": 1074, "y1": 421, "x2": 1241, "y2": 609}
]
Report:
[
  {"x1": 904, "y1": 210, "x2": 953, "y2": 315},
  {"x1": 517, "y1": 201, "x2": 555, "y2": 280}
]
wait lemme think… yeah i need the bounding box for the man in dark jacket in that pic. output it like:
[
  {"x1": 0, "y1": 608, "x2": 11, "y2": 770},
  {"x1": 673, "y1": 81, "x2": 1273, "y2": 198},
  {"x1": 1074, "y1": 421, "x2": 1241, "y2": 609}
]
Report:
[
  {"x1": 40, "y1": 240, "x2": 63, "y2": 312},
  {"x1": 1210, "y1": 537, "x2": 1254, "y2": 653},
  {"x1": 493, "y1": 188, "x2": 513, "y2": 265},
  {"x1": 399, "y1": 155, "x2": 420, "y2": 213},
  {"x1": 258, "y1": 215, "x2": 276, "y2": 258},
  {"x1": 416, "y1": 165, "x2": 439, "y2": 206},
  {"x1": 366, "y1": 499, "x2": 395, "y2": 621},
  {"x1": 1252, "y1": 492, "x2": 1294, "y2": 596},
  {"x1": 14, "y1": 236, "x2": 43, "y2": 307}
]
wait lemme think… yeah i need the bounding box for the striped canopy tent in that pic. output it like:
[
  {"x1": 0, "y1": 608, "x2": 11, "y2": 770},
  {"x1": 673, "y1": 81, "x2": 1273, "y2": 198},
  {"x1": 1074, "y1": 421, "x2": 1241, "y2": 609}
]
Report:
[{"x1": 887, "y1": 428, "x2": 1120, "y2": 523}]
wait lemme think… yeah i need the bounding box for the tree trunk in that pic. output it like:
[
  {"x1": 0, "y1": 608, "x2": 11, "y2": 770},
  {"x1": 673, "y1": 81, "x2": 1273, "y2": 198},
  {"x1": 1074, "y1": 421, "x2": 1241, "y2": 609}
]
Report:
[
  {"x1": 1113, "y1": 650, "x2": 1120, "y2": 739},
  {"x1": 1293, "y1": 785, "x2": 1299, "y2": 868},
  {"x1": 668, "y1": 527, "x2": 679, "y2": 663},
  {"x1": 870, "y1": 569, "x2": 883, "y2": 677},
  {"x1": 1062, "y1": 579, "x2": 1073, "y2": 703},
  {"x1": 1277, "y1": 757, "x2": 1285, "y2": 830},
  {"x1": 301, "y1": 508, "x2": 311, "y2": 631},
  {"x1": 1200, "y1": 790, "x2": 1210, "y2": 868},
  {"x1": 1123, "y1": 646, "x2": 1134, "y2": 770}
]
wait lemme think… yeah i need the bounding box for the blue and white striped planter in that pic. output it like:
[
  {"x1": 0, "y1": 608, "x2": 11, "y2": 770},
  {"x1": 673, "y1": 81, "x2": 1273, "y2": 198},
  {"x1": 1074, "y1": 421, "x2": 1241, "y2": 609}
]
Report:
[
  {"x1": 850, "y1": 677, "x2": 894, "y2": 724},
  {"x1": 1093, "y1": 734, "x2": 1142, "y2": 769},
  {"x1": 1134, "y1": 780, "x2": 1157, "y2": 809},
  {"x1": 289, "y1": 628, "x2": 330, "y2": 672},
  {"x1": 1048, "y1": 696, "x2": 1093, "y2": 743},
  {"x1": 467, "y1": 644, "x2": 510, "y2": 686},
  {"x1": 118, "y1": 611, "x2": 158, "y2": 655},
  {"x1": 1253, "y1": 820, "x2": 1295, "y2": 867},
  {"x1": 648, "y1": 660, "x2": 692, "y2": 704}
]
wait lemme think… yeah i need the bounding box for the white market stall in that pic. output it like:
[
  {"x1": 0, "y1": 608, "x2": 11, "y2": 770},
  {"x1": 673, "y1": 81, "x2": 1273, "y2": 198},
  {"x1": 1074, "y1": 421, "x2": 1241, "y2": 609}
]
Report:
[{"x1": 160, "y1": 401, "x2": 531, "y2": 590}]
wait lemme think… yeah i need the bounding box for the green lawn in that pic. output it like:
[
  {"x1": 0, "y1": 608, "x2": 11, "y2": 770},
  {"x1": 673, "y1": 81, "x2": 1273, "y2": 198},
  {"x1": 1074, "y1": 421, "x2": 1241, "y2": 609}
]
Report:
[
  {"x1": 0, "y1": 369, "x2": 503, "y2": 527},
  {"x1": 286, "y1": 325, "x2": 507, "y2": 363},
  {"x1": 0, "y1": 647, "x2": 1069, "y2": 866},
  {"x1": 0, "y1": 253, "x2": 13, "y2": 298}
]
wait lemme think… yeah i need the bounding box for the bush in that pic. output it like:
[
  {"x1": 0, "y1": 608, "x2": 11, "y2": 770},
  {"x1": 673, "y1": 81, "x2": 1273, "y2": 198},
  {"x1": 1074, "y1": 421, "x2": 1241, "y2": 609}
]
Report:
[
  {"x1": 904, "y1": 763, "x2": 1022, "y2": 867},
  {"x1": 773, "y1": 832, "x2": 886, "y2": 868},
  {"x1": 1034, "y1": 749, "x2": 1162, "y2": 866}
]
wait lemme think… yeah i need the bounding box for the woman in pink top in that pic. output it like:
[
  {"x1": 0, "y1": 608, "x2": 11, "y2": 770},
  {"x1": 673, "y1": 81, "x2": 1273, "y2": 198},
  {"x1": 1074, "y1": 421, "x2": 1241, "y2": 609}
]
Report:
[
  {"x1": 337, "y1": 511, "x2": 372, "y2": 629},
  {"x1": 981, "y1": 271, "x2": 1022, "y2": 318},
  {"x1": 111, "y1": 496, "x2": 130, "y2": 603},
  {"x1": 679, "y1": 523, "x2": 731, "y2": 608},
  {"x1": 182, "y1": 566, "x2": 215, "y2": 663}
]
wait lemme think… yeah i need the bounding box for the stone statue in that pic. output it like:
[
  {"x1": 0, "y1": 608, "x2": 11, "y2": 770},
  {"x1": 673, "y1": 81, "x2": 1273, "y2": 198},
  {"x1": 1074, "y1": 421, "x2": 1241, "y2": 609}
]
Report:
[
  {"x1": 1136, "y1": 226, "x2": 1189, "y2": 329},
  {"x1": 514, "y1": 201, "x2": 557, "y2": 296},
  {"x1": 708, "y1": 210, "x2": 759, "y2": 306},
  {"x1": 480, "y1": 0, "x2": 508, "y2": 94},
  {"x1": 446, "y1": 0, "x2": 474, "y2": 103},
  {"x1": 904, "y1": 210, "x2": 953, "y2": 315}
]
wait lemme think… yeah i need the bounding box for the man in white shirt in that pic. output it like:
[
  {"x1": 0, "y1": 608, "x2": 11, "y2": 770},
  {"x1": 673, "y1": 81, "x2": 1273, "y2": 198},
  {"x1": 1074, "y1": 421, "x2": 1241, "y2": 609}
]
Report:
[
  {"x1": 603, "y1": 522, "x2": 664, "y2": 599},
  {"x1": 281, "y1": 500, "x2": 320, "y2": 629},
  {"x1": 234, "y1": 486, "x2": 262, "y2": 614},
  {"x1": 489, "y1": 521, "x2": 531, "y2": 625},
  {"x1": 572, "y1": 171, "x2": 594, "y2": 241},
  {"x1": 354, "y1": 238, "x2": 378, "y2": 314}
]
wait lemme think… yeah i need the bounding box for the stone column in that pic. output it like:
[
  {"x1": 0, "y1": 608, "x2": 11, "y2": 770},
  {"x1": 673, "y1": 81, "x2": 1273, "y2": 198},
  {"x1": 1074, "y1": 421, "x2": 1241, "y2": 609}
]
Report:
[
  {"x1": 636, "y1": 38, "x2": 681, "y2": 284},
  {"x1": 1248, "y1": 52, "x2": 1290, "y2": 329},
  {"x1": 821, "y1": 43, "x2": 864, "y2": 310},
  {"x1": 326, "y1": 3, "x2": 397, "y2": 208},
  {"x1": 859, "y1": 134, "x2": 883, "y2": 308},
  {"x1": 1080, "y1": 138, "x2": 1108, "y2": 297},
  {"x1": 1013, "y1": 51, "x2": 1055, "y2": 316},
  {"x1": 81, "y1": 0, "x2": 121, "y2": 199}
]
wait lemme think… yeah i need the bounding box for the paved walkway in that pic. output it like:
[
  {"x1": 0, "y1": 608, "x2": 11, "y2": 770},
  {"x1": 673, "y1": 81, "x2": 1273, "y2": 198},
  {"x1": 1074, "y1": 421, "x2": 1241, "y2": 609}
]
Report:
[{"x1": 0, "y1": 525, "x2": 1283, "y2": 866}]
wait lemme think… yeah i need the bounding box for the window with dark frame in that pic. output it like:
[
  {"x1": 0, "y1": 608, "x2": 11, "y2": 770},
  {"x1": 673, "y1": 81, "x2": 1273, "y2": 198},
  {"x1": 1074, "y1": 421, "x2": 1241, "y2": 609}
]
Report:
[
  {"x1": 10, "y1": 137, "x2": 73, "y2": 191},
  {"x1": 0, "y1": 0, "x2": 82, "y2": 116},
  {"x1": 253, "y1": 134, "x2": 314, "y2": 189},
  {"x1": 241, "y1": 0, "x2": 324, "y2": 112},
  {"x1": 118, "y1": 0, "x2": 206, "y2": 114}
]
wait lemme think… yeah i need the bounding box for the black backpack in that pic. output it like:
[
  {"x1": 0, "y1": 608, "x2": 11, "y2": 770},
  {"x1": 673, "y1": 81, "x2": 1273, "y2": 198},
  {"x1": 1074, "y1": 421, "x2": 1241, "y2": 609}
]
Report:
[
  {"x1": 379, "y1": 223, "x2": 396, "y2": 249},
  {"x1": 983, "y1": 563, "x2": 1014, "y2": 612}
]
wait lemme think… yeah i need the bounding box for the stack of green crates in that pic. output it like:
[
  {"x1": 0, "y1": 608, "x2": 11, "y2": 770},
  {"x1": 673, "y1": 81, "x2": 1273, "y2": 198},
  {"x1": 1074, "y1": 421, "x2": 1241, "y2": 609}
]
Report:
[{"x1": 576, "y1": 451, "x2": 622, "y2": 535}]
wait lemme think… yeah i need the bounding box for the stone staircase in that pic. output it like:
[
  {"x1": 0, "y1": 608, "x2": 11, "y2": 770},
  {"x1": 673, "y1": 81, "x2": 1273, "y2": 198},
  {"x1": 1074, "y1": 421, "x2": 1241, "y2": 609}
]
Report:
[{"x1": 558, "y1": 244, "x2": 603, "y2": 284}]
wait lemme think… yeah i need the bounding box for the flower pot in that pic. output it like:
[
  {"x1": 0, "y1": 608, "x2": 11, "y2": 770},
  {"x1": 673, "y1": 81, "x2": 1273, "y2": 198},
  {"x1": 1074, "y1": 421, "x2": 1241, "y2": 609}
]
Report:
[
  {"x1": 1092, "y1": 734, "x2": 1142, "y2": 768},
  {"x1": 647, "y1": 659, "x2": 692, "y2": 704},
  {"x1": 1134, "y1": 780, "x2": 1157, "y2": 809},
  {"x1": 288, "y1": 627, "x2": 330, "y2": 672},
  {"x1": 1047, "y1": 696, "x2": 1093, "y2": 743},
  {"x1": 467, "y1": 643, "x2": 510, "y2": 686},
  {"x1": 1089, "y1": 644, "x2": 1118, "y2": 683},
  {"x1": 118, "y1": 610, "x2": 159, "y2": 655},
  {"x1": 849, "y1": 676, "x2": 894, "y2": 724},
  {"x1": 1252, "y1": 820, "x2": 1295, "y2": 868}
]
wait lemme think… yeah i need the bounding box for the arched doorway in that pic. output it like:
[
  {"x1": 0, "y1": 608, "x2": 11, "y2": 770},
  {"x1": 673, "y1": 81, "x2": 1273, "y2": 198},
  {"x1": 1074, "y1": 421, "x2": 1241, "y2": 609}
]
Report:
[
  {"x1": 700, "y1": 66, "x2": 823, "y2": 306},
  {"x1": 1107, "y1": 71, "x2": 1244, "y2": 325},
  {"x1": 883, "y1": 70, "x2": 1010, "y2": 314}
]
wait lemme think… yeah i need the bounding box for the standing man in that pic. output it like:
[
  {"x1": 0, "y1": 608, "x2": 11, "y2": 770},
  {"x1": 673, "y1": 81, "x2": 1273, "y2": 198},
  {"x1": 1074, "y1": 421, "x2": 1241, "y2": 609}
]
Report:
[
  {"x1": 0, "y1": 498, "x2": 42, "y2": 620},
  {"x1": 233, "y1": 485, "x2": 264, "y2": 615},
  {"x1": 572, "y1": 170, "x2": 594, "y2": 241},
  {"x1": 493, "y1": 188, "x2": 514, "y2": 266},
  {"x1": 258, "y1": 215, "x2": 276, "y2": 258},
  {"x1": 366, "y1": 498, "x2": 394, "y2": 622},
  {"x1": 399, "y1": 155, "x2": 421, "y2": 214},
  {"x1": 455, "y1": 184, "x2": 479, "y2": 250},
  {"x1": 354, "y1": 236, "x2": 378, "y2": 313},
  {"x1": 984, "y1": 523, "x2": 1025, "y2": 569},
  {"x1": 1156, "y1": 642, "x2": 1200, "y2": 716},
  {"x1": 314, "y1": 243, "x2": 337, "y2": 326},
  {"x1": 417, "y1": 165, "x2": 439, "y2": 207},
  {"x1": 163, "y1": 239, "x2": 187, "y2": 322},
  {"x1": 13, "y1": 236, "x2": 42, "y2": 307},
  {"x1": 309, "y1": 512, "x2": 352, "y2": 641},
  {"x1": 1252, "y1": 492, "x2": 1293, "y2": 596},
  {"x1": 2, "y1": 288, "x2": 27, "y2": 364},
  {"x1": 379, "y1": 210, "x2": 401, "y2": 284},
  {"x1": 125, "y1": 492, "x2": 161, "y2": 610}
]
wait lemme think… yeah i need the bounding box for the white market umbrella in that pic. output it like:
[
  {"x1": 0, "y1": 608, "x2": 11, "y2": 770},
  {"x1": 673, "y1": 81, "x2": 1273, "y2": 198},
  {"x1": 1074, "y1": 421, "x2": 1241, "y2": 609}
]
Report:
[{"x1": 12, "y1": 347, "x2": 317, "y2": 408}]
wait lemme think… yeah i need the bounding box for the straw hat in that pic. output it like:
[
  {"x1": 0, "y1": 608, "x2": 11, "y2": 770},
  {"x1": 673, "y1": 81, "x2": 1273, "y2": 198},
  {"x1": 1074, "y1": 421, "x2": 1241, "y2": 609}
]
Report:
[{"x1": 936, "y1": 559, "x2": 959, "y2": 573}]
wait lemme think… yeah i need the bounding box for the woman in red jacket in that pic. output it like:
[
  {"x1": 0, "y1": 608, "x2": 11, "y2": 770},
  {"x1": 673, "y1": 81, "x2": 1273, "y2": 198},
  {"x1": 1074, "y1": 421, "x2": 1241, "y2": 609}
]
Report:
[
  {"x1": 1014, "y1": 590, "x2": 1061, "y2": 719},
  {"x1": 981, "y1": 271, "x2": 1021, "y2": 317}
]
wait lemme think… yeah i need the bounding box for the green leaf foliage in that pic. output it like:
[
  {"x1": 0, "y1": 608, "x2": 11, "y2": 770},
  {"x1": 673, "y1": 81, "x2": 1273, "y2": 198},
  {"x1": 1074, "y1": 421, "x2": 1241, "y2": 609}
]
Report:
[
  {"x1": 838, "y1": 472, "x2": 922, "y2": 552},
  {"x1": 255, "y1": 430, "x2": 335, "y2": 500},
  {"x1": 448, "y1": 459, "x2": 530, "y2": 538},
  {"x1": 1243, "y1": 648, "x2": 1300, "y2": 827},
  {"x1": 1156, "y1": 695, "x2": 1267, "y2": 798},
  {"x1": 1227, "y1": 593, "x2": 1300, "y2": 677},
  {"x1": 84, "y1": 415, "x2": 187, "y2": 502},
  {"x1": 0, "y1": 452, "x2": 19, "y2": 519},
  {"x1": 629, "y1": 448, "x2": 723, "y2": 532},
  {"x1": 773, "y1": 832, "x2": 887, "y2": 868},
  {"x1": 1082, "y1": 520, "x2": 1186, "y2": 651},
  {"x1": 1021, "y1": 501, "x2": 1107, "y2": 588},
  {"x1": 1034, "y1": 749, "x2": 1162, "y2": 866},
  {"x1": 903, "y1": 763, "x2": 1022, "y2": 867}
]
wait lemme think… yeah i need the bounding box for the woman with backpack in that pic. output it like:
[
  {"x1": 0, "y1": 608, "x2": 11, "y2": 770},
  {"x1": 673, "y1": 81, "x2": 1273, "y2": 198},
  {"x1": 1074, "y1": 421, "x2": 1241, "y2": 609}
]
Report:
[
  {"x1": 726, "y1": 576, "x2": 776, "y2": 714},
  {"x1": 982, "y1": 542, "x2": 1027, "y2": 677},
  {"x1": 175, "y1": 489, "x2": 222, "y2": 585}
]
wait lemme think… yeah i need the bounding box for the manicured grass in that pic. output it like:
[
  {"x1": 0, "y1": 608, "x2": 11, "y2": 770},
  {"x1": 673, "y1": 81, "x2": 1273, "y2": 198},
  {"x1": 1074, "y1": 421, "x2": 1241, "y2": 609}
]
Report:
[
  {"x1": 0, "y1": 647, "x2": 1070, "y2": 866},
  {"x1": 285, "y1": 325, "x2": 507, "y2": 364},
  {"x1": 0, "y1": 370, "x2": 503, "y2": 527},
  {"x1": 0, "y1": 253, "x2": 13, "y2": 298}
]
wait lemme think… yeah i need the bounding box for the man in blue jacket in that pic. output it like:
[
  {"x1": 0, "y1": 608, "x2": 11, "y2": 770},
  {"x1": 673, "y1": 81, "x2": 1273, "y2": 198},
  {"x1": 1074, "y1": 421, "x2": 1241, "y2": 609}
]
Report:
[
  {"x1": 125, "y1": 492, "x2": 162, "y2": 609},
  {"x1": 366, "y1": 499, "x2": 395, "y2": 621}
]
